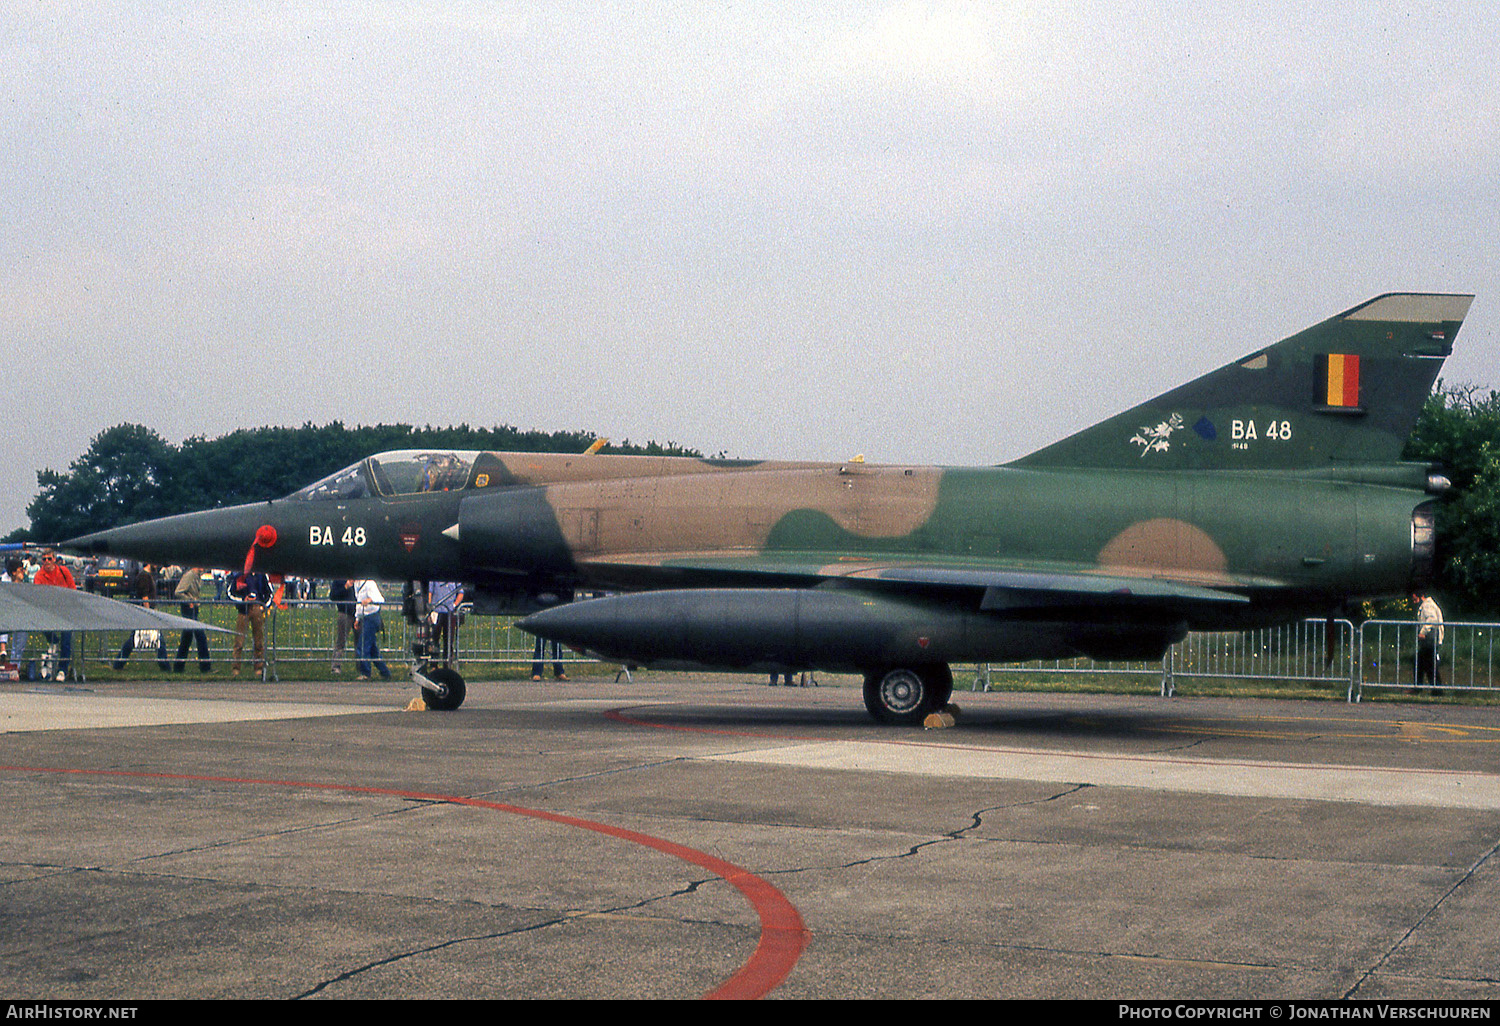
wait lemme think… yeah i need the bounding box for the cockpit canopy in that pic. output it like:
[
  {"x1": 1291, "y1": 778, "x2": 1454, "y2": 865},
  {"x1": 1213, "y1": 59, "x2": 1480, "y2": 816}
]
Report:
[{"x1": 289, "y1": 450, "x2": 478, "y2": 501}]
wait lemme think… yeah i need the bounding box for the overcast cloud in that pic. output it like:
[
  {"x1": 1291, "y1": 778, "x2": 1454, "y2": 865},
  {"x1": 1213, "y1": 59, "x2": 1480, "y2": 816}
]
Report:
[{"x1": 3, "y1": 1, "x2": 1497, "y2": 534}]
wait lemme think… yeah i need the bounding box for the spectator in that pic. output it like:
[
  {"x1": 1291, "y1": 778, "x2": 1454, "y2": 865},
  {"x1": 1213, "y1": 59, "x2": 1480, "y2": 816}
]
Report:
[
  {"x1": 329, "y1": 578, "x2": 356, "y2": 675},
  {"x1": 113, "y1": 564, "x2": 170, "y2": 671},
  {"x1": 428, "y1": 581, "x2": 464, "y2": 665},
  {"x1": 33, "y1": 549, "x2": 76, "y2": 681},
  {"x1": 172, "y1": 568, "x2": 213, "y2": 673},
  {"x1": 228, "y1": 569, "x2": 271, "y2": 678},
  {"x1": 354, "y1": 579, "x2": 392, "y2": 680},
  {"x1": 2, "y1": 556, "x2": 27, "y2": 677},
  {"x1": 531, "y1": 634, "x2": 567, "y2": 681},
  {"x1": 1414, "y1": 591, "x2": 1445, "y2": 694}
]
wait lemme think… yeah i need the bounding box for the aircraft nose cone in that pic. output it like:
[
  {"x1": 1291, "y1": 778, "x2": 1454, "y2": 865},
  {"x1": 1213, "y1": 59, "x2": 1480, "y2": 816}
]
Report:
[
  {"x1": 61, "y1": 503, "x2": 274, "y2": 569},
  {"x1": 60, "y1": 527, "x2": 113, "y2": 556},
  {"x1": 63, "y1": 520, "x2": 150, "y2": 558}
]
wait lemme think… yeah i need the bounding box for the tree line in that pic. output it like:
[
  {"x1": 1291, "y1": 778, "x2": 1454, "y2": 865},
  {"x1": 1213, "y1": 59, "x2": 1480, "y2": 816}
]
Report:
[{"x1": 1402, "y1": 384, "x2": 1500, "y2": 617}]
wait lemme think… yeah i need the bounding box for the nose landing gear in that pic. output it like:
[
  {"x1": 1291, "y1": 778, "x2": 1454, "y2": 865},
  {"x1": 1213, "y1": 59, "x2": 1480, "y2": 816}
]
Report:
[
  {"x1": 405, "y1": 580, "x2": 467, "y2": 711},
  {"x1": 414, "y1": 664, "x2": 467, "y2": 711}
]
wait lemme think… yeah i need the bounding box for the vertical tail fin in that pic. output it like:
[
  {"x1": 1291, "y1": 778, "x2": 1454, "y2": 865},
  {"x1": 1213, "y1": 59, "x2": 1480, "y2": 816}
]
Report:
[{"x1": 1011, "y1": 293, "x2": 1474, "y2": 471}]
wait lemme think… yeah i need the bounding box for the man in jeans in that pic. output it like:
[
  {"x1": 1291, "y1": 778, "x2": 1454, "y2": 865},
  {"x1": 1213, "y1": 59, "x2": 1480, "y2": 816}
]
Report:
[
  {"x1": 329, "y1": 578, "x2": 356, "y2": 675},
  {"x1": 113, "y1": 564, "x2": 170, "y2": 671},
  {"x1": 173, "y1": 568, "x2": 213, "y2": 673},
  {"x1": 354, "y1": 579, "x2": 392, "y2": 680},
  {"x1": 229, "y1": 569, "x2": 271, "y2": 678},
  {"x1": 33, "y1": 550, "x2": 75, "y2": 681}
]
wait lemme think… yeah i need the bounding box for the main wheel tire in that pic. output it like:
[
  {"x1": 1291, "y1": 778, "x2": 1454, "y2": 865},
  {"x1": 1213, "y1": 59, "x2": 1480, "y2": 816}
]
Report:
[
  {"x1": 421, "y1": 667, "x2": 467, "y2": 711},
  {"x1": 864, "y1": 666, "x2": 943, "y2": 725}
]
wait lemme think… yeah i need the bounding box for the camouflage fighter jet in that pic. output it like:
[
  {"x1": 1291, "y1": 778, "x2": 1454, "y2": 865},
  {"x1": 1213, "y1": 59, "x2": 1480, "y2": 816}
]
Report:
[{"x1": 63, "y1": 293, "x2": 1471, "y2": 722}]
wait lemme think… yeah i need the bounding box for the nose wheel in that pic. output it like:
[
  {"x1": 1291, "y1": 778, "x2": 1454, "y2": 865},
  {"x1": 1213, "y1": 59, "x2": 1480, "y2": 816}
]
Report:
[
  {"x1": 416, "y1": 665, "x2": 467, "y2": 711},
  {"x1": 404, "y1": 580, "x2": 468, "y2": 710}
]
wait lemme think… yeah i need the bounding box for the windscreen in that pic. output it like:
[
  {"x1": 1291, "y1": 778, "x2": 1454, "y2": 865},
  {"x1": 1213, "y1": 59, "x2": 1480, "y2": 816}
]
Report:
[
  {"x1": 289, "y1": 461, "x2": 372, "y2": 501},
  {"x1": 289, "y1": 451, "x2": 477, "y2": 500}
]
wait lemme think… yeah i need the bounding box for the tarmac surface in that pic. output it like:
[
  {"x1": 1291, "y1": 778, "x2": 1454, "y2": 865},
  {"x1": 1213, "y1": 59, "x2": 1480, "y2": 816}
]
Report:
[{"x1": 3, "y1": 670, "x2": 1500, "y2": 1000}]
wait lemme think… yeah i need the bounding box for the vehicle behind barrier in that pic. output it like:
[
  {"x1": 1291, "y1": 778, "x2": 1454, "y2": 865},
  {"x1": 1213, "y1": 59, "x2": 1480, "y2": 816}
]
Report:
[{"x1": 84, "y1": 555, "x2": 137, "y2": 595}]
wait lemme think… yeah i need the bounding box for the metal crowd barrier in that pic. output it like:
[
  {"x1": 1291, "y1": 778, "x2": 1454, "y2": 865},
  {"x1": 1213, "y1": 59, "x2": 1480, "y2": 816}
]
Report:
[
  {"x1": 979, "y1": 618, "x2": 1367, "y2": 701},
  {"x1": 970, "y1": 654, "x2": 1164, "y2": 694},
  {"x1": 1352, "y1": 619, "x2": 1499, "y2": 700},
  {"x1": 1168, "y1": 618, "x2": 1356, "y2": 699},
  {"x1": 66, "y1": 596, "x2": 594, "y2": 682},
  {"x1": 43, "y1": 599, "x2": 1500, "y2": 701}
]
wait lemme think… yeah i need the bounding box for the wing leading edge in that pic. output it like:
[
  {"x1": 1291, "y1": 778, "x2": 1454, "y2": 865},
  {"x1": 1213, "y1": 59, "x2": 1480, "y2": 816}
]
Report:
[
  {"x1": 575, "y1": 551, "x2": 1252, "y2": 613},
  {"x1": 0, "y1": 583, "x2": 236, "y2": 633}
]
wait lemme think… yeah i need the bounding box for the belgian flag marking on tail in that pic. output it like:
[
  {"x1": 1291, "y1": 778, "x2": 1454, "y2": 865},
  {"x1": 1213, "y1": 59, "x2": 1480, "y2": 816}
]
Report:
[
  {"x1": 1009, "y1": 293, "x2": 1471, "y2": 471},
  {"x1": 1317, "y1": 353, "x2": 1362, "y2": 410}
]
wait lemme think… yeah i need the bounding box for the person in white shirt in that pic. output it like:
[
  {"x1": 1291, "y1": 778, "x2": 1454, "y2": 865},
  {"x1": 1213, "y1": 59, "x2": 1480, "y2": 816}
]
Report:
[
  {"x1": 1414, "y1": 592, "x2": 1445, "y2": 694},
  {"x1": 354, "y1": 579, "x2": 392, "y2": 680}
]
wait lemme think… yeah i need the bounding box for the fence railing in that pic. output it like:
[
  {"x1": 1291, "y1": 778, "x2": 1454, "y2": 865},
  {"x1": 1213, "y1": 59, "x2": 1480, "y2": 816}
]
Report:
[
  {"x1": 25, "y1": 598, "x2": 587, "y2": 683},
  {"x1": 974, "y1": 618, "x2": 1497, "y2": 701},
  {"x1": 17, "y1": 598, "x2": 1499, "y2": 701},
  {"x1": 1353, "y1": 619, "x2": 1499, "y2": 699},
  {"x1": 971, "y1": 619, "x2": 1358, "y2": 698},
  {"x1": 255, "y1": 599, "x2": 554, "y2": 678}
]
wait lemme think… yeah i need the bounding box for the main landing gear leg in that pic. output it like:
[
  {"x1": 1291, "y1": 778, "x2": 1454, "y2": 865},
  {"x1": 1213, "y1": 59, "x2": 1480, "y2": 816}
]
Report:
[{"x1": 404, "y1": 580, "x2": 468, "y2": 711}]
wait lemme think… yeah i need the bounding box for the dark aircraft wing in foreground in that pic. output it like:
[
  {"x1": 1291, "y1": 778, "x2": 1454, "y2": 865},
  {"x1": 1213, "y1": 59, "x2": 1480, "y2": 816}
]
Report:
[
  {"x1": 64, "y1": 292, "x2": 1473, "y2": 722},
  {"x1": 0, "y1": 582, "x2": 233, "y2": 633}
]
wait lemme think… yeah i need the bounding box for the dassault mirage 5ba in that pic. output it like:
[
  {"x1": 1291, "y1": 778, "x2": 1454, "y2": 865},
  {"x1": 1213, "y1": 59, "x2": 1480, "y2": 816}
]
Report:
[{"x1": 64, "y1": 293, "x2": 1471, "y2": 722}]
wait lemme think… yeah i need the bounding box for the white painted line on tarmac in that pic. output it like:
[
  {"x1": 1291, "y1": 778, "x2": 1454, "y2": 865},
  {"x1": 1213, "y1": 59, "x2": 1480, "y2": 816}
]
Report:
[
  {"x1": 705, "y1": 740, "x2": 1500, "y2": 810},
  {"x1": 0, "y1": 692, "x2": 387, "y2": 732}
]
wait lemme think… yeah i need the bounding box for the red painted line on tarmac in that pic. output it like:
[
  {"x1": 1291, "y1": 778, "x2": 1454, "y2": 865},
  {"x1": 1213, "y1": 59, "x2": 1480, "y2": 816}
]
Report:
[{"x1": 0, "y1": 764, "x2": 808, "y2": 1000}]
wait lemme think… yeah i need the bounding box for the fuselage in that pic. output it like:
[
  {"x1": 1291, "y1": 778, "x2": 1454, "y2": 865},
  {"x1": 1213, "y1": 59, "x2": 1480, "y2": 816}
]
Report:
[{"x1": 66, "y1": 448, "x2": 1434, "y2": 634}]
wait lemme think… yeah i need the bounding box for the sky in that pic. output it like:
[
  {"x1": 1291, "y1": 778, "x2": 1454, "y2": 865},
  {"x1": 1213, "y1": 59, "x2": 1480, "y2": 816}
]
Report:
[{"x1": 4, "y1": 1, "x2": 1498, "y2": 536}]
